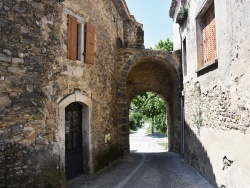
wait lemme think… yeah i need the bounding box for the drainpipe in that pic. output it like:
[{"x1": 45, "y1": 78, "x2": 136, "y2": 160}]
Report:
[
  {"x1": 181, "y1": 91, "x2": 185, "y2": 158},
  {"x1": 179, "y1": 24, "x2": 185, "y2": 158}
]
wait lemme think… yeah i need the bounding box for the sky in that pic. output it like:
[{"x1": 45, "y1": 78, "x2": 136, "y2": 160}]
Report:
[{"x1": 125, "y1": 0, "x2": 173, "y2": 48}]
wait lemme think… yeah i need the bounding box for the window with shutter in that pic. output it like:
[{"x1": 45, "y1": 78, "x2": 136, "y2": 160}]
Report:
[
  {"x1": 67, "y1": 15, "x2": 77, "y2": 60},
  {"x1": 202, "y1": 3, "x2": 216, "y2": 64},
  {"x1": 67, "y1": 14, "x2": 91, "y2": 62},
  {"x1": 196, "y1": 0, "x2": 218, "y2": 71},
  {"x1": 85, "y1": 22, "x2": 95, "y2": 64}
]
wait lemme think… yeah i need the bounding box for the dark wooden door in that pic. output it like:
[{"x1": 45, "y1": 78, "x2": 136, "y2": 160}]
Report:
[{"x1": 65, "y1": 102, "x2": 83, "y2": 180}]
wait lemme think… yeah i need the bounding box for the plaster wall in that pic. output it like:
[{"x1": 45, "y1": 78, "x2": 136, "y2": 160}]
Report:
[
  {"x1": 172, "y1": 0, "x2": 182, "y2": 51},
  {"x1": 200, "y1": 128, "x2": 250, "y2": 187},
  {"x1": 171, "y1": 0, "x2": 250, "y2": 187}
]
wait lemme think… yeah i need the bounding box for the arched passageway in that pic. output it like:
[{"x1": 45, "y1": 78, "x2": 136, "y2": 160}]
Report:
[{"x1": 116, "y1": 49, "x2": 182, "y2": 155}]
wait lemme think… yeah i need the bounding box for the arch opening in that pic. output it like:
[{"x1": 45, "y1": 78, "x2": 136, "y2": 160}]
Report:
[
  {"x1": 124, "y1": 56, "x2": 181, "y2": 154},
  {"x1": 129, "y1": 92, "x2": 169, "y2": 152},
  {"x1": 129, "y1": 92, "x2": 169, "y2": 135}
]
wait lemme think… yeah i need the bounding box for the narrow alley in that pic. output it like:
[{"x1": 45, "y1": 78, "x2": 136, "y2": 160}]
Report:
[{"x1": 68, "y1": 126, "x2": 213, "y2": 188}]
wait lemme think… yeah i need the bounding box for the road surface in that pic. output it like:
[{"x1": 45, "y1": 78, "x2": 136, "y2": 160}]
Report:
[{"x1": 68, "y1": 126, "x2": 214, "y2": 188}]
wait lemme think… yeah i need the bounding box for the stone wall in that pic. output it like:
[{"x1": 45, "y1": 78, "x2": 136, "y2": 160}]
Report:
[
  {"x1": 170, "y1": 0, "x2": 250, "y2": 187},
  {"x1": 0, "y1": 0, "x2": 144, "y2": 187},
  {"x1": 111, "y1": 0, "x2": 144, "y2": 49},
  {"x1": 0, "y1": 0, "x2": 66, "y2": 186}
]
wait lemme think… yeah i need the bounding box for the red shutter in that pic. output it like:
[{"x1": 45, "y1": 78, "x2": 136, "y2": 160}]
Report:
[
  {"x1": 202, "y1": 3, "x2": 216, "y2": 64},
  {"x1": 67, "y1": 15, "x2": 77, "y2": 60},
  {"x1": 85, "y1": 22, "x2": 95, "y2": 64}
]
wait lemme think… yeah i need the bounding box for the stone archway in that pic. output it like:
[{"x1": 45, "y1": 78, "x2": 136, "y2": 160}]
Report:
[{"x1": 116, "y1": 49, "x2": 182, "y2": 155}]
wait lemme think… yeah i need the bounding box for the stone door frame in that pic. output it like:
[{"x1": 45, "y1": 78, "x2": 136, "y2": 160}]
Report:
[{"x1": 57, "y1": 90, "x2": 93, "y2": 177}]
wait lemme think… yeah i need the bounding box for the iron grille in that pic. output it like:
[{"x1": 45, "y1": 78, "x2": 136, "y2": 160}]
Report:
[{"x1": 65, "y1": 102, "x2": 82, "y2": 153}]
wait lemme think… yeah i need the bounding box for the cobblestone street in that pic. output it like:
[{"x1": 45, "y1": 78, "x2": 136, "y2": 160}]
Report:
[{"x1": 68, "y1": 126, "x2": 213, "y2": 188}]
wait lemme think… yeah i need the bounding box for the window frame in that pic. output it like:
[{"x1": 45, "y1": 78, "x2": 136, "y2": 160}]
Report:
[
  {"x1": 65, "y1": 9, "x2": 86, "y2": 62},
  {"x1": 77, "y1": 22, "x2": 84, "y2": 61},
  {"x1": 195, "y1": 0, "x2": 218, "y2": 72}
]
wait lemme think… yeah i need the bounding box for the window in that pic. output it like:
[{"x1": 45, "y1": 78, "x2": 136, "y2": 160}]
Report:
[
  {"x1": 182, "y1": 38, "x2": 187, "y2": 76},
  {"x1": 67, "y1": 14, "x2": 95, "y2": 64},
  {"x1": 196, "y1": 1, "x2": 217, "y2": 70},
  {"x1": 202, "y1": 3, "x2": 216, "y2": 64}
]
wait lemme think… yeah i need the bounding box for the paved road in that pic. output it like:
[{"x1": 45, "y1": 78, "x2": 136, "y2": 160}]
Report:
[{"x1": 68, "y1": 126, "x2": 214, "y2": 188}]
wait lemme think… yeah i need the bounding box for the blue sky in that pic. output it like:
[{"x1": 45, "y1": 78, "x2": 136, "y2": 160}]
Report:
[{"x1": 125, "y1": 0, "x2": 173, "y2": 48}]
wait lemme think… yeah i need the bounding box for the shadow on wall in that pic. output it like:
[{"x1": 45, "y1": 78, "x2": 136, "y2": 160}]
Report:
[
  {"x1": 197, "y1": 61, "x2": 218, "y2": 77},
  {"x1": 184, "y1": 121, "x2": 217, "y2": 187}
]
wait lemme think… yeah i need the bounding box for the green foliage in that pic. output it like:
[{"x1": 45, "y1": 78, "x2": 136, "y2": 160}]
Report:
[
  {"x1": 154, "y1": 38, "x2": 173, "y2": 52},
  {"x1": 179, "y1": 6, "x2": 188, "y2": 15},
  {"x1": 129, "y1": 112, "x2": 144, "y2": 131},
  {"x1": 129, "y1": 120, "x2": 136, "y2": 131},
  {"x1": 129, "y1": 92, "x2": 167, "y2": 134}
]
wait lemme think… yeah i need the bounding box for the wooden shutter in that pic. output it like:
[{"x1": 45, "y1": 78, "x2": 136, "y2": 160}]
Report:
[
  {"x1": 202, "y1": 3, "x2": 216, "y2": 64},
  {"x1": 67, "y1": 15, "x2": 77, "y2": 60},
  {"x1": 85, "y1": 22, "x2": 95, "y2": 64}
]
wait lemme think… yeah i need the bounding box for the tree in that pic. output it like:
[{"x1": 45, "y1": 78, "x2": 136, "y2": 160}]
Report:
[
  {"x1": 129, "y1": 92, "x2": 167, "y2": 134},
  {"x1": 154, "y1": 38, "x2": 173, "y2": 52},
  {"x1": 129, "y1": 97, "x2": 146, "y2": 130}
]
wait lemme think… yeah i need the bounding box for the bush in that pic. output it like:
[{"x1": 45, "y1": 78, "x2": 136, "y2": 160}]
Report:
[{"x1": 129, "y1": 119, "x2": 137, "y2": 131}]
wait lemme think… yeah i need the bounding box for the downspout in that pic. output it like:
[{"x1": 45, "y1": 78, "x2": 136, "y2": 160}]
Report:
[
  {"x1": 179, "y1": 25, "x2": 185, "y2": 158},
  {"x1": 181, "y1": 90, "x2": 185, "y2": 158}
]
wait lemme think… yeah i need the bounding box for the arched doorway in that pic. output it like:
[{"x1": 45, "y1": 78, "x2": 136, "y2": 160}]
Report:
[
  {"x1": 57, "y1": 91, "x2": 92, "y2": 180},
  {"x1": 116, "y1": 50, "x2": 181, "y2": 156},
  {"x1": 65, "y1": 102, "x2": 83, "y2": 180}
]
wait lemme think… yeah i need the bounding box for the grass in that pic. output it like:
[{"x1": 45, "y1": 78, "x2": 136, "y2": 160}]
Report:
[
  {"x1": 146, "y1": 124, "x2": 165, "y2": 136},
  {"x1": 129, "y1": 129, "x2": 137, "y2": 133},
  {"x1": 157, "y1": 142, "x2": 168, "y2": 150},
  {"x1": 146, "y1": 124, "x2": 153, "y2": 134}
]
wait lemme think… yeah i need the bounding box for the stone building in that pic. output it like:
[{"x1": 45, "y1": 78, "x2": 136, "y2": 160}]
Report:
[
  {"x1": 0, "y1": 0, "x2": 182, "y2": 187},
  {"x1": 170, "y1": 0, "x2": 250, "y2": 187}
]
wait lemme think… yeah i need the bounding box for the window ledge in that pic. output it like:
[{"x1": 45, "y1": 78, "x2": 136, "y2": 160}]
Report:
[{"x1": 196, "y1": 59, "x2": 218, "y2": 73}]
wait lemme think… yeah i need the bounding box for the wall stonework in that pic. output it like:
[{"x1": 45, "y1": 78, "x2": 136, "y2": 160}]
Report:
[
  {"x1": 0, "y1": 0, "x2": 148, "y2": 187},
  {"x1": 0, "y1": 0, "x2": 66, "y2": 186},
  {"x1": 171, "y1": 0, "x2": 250, "y2": 187}
]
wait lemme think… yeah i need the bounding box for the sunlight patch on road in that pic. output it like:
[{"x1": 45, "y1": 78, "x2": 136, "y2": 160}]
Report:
[{"x1": 130, "y1": 126, "x2": 168, "y2": 153}]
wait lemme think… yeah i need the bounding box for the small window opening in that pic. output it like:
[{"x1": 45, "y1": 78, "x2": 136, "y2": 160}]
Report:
[
  {"x1": 77, "y1": 23, "x2": 84, "y2": 61},
  {"x1": 183, "y1": 38, "x2": 187, "y2": 76}
]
